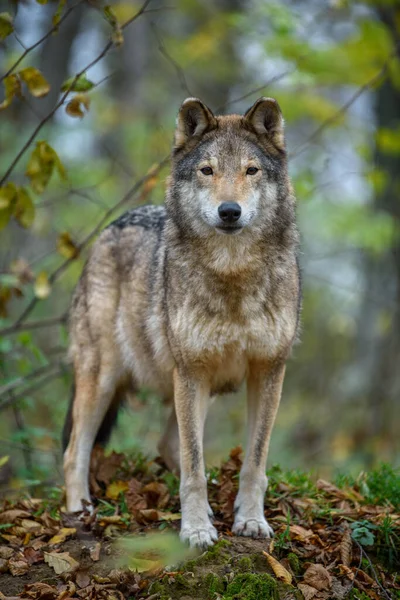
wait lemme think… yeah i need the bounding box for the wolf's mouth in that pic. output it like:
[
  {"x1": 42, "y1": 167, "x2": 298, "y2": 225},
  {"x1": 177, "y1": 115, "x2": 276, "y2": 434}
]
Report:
[{"x1": 215, "y1": 226, "x2": 243, "y2": 235}]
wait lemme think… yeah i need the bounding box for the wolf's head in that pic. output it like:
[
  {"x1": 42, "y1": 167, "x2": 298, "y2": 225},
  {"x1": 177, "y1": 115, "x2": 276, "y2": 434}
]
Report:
[{"x1": 166, "y1": 97, "x2": 295, "y2": 245}]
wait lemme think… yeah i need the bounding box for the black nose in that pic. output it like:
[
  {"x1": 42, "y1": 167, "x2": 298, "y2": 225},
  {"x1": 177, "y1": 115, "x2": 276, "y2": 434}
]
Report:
[{"x1": 218, "y1": 202, "x2": 241, "y2": 223}]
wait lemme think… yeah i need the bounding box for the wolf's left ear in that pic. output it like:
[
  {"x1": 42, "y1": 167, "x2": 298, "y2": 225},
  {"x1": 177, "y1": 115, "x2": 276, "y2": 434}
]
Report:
[
  {"x1": 244, "y1": 97, "x2": 284, "y2": 151},
  {"x1": 174, "y1": 98, "x2": 217, "y2": 150}
]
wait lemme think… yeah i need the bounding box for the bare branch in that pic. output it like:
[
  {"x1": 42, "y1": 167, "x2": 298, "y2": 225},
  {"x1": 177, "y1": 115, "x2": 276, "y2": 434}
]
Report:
[
  {"x1": 0, "y1": 314, "x2": 67, "y2": 337},
  {"x1": 0, "y1": 0, "x2": 153, "y2": 187},
  {"x1": 0, "y1": 1, "x2": 85, "y2": 83},
  {"x1": 0, "y1": 364, "x2": 66, "y2": 411},
  {"x1": 0, "y1": 360, "x2": 66, "y2": 398},
  {"x1": 289, "y1": 51, "x2": 396, "y2": 161},
  {"x1": 152, "y1": 24, "x2": 193, "y2": 97}
]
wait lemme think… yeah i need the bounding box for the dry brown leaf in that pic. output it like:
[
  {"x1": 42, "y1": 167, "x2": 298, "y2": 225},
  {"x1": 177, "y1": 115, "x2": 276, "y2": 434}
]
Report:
[
  {"x1": 20, "y1": 519, "x2": 42, "y2": 532},
  {"x1": 75, "y1": 569, "x2": 91, "y2": 588},
  {"x1": 304, "y1": 563, "x2": 332, "y2": 591},
  {"x1": 262, "y1": 551, "x2": 292, "y2": 584},
  {"x1": 0, "y1": 545, "x2": 14, "y2": 559},
  {"x1": 142, "y1": 481, "x2": 170, "y2": 509},
  {"x1": 0, "y1": 557, "x2": 8, "y2": 573},
  {"x1": 44, "y1": 551, "x2": 79, "y2": 574},
  {"x1": 289, "y1": 524, "x2": 314, "y2": 541},
  {"x1": 340, "y1": 527, "x2": 352, "y2": 566},
  {"x1": 298, "y1": 583, "x2": 319, "y2": 600},
  {"x1": 0, "y1": 509, "x2": 31, "y2": 523},
  {"x1": 89, "y1": 542, "x2": 101, "y2": 562},
  {"x1": 48, "y1": 527, "x2": 76, "y2": 545},
  {"x1": 8, "y1": 556, "x2": 29, "y2": 576},
  {"x1": 338, "y1": 564, "x2": 354, "y2": 580}
]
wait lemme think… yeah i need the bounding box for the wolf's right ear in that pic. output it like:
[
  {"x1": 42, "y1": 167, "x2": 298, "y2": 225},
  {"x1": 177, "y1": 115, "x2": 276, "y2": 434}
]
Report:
[{"x1": 174, "y1": 98, "x2": 217, "y2": 150}]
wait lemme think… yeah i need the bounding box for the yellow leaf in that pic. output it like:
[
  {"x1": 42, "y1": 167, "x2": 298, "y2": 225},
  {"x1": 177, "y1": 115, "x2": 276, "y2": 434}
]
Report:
[
  {"x1": 44, "y1": 551, "x2": 79, "y2": 574},
  {"x1": 26, "y1": 141, "x2": 66, "y2": 193},
  {"x1": 0, "y1": 182, "x2": 17, "y2": 209},
  {"x1": 19, "y1": 67, "x2": 50, "y2": 98},
  {"x1": 0, "y1": 456, "x2": 9, "y2": 468},
  {"x1": 263, "y1": 551, "x2": 292, "y2": 584},
  {"x1": 14, "y1": 187, "x2": 35, "y2": 228},
  {"x1": 34, "y1": 271, "x2": 51, "y2": 299},
  {"x1": 57, "y1": 232, "x2": 79, "y2": 259},
  {"x1": 128, "y1": 556, "x2": 161, "y2": 573},
  {"x1": 66, "y1": 94, "x2": 90, "y2": 119},
  {"x1": 106, "y1": 480, "x2": 129, "y2": 500},
  {"x1": 0, "y1": 12, "x2": 13, "y2": 40},
  {"x1": 0, "y1": 74, "x2": 21, "y2": 110},
  {"x1": 48, "y1": 527, "x2": 76, "y2": 545},
  {"x1": 159, "y1": 511, "x2": 181, "y2": 521}
]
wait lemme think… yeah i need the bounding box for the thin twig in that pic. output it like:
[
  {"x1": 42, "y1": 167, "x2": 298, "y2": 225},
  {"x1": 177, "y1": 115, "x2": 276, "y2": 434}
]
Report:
[
  {"x1": 0, "y1": 0, "x2": 85, "y2": 83},
  {"x1": 0, "y1": 364, "x2": 66, "y2": 411},
  {"x1": 0, "y1": 0, "x2": 153, "y2": 187},
  {"x1": 152, "y1": 23, "x2": 193, "y2": 97},
  {"x1": 289, "y1": 51, "x2": 395, "y2": 160},
  {"x1": 0, "y1": 314, "x2": 67, "y2": 337},
  {"x1": 2, "y1": 156, "x2": 169, "y2": 332},
  {"x1": 354, "y1": 541, "x2": 393, "y2": 600},
  {"x1": 0, "y1": 359, "x2": 66, "y2": 398}
]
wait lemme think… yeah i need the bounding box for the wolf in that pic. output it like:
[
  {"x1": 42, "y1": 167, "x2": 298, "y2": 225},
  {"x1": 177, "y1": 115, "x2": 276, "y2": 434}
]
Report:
[{"x1": 62, "y1": 97, "x2": 301, "y2": 548}]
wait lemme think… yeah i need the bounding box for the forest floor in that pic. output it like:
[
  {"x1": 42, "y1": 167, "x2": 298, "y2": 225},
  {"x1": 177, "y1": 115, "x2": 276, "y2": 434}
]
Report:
[{"x1": 0, "y1": 447, "x2": 399, "y2": 600}]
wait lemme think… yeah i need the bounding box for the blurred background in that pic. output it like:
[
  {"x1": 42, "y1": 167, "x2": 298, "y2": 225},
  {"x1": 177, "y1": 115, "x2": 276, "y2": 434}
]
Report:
[{"x1": 0, "y1": 0, "x2": 399, "y2": 494}]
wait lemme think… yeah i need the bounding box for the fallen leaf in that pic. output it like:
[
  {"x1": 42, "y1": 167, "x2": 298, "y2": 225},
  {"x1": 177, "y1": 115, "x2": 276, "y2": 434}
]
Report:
[
  {"x1": 0, "y1": 509, "x2": 31, "y2": 523},
  {"x1": 44, "y1": 551, "x2": 79, "y2": 574},
  {"x1": 340, "y1": 527, "x2": 352, "y2": 566},
  {"x1": 75, "y1": 569, "x2": 91, "y2": 588},
  {"x1": 290, "y1": 524, "x2": 314, "y2": 541},
  {"x1": 298, "y1": 583, "x2": 319, "y2": 600},
  {"x1": 263, "y1": 551, "x2": 292, "y2": 584},
  {"x1": 106, "y1": 480, "x2": 129, "y2": 500},
  {"x1": 304, "y1": 563, "x2": 332, "y2": 591},
  {"x1": 8, "y1": 556, "x2": 29, "y2": 576},
  {"x1": 89, "y1": 542, "x2": 101, "y2": 562},
  {"x1": 48, "y1": 527, "x2": 76, "y2": 545}
]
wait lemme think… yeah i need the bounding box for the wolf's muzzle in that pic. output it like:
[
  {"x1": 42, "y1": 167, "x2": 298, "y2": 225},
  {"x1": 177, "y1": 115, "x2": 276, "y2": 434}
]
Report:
[{"x1": 218, "y1": 202, "x2": 242, "y2": 224}]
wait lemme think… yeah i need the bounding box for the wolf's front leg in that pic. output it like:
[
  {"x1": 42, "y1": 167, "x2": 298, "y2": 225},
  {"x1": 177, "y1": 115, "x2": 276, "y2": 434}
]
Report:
[
  {"x1": 173, "y1": 369, "x2": 217, "y2": 548},
  {"x1": 233, "y1": 363, "x2": 286, "y2": 538}
]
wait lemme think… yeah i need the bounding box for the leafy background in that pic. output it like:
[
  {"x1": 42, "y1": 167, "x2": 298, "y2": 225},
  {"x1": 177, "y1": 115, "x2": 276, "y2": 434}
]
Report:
[{"x1": 0, "y1": 0, "x2": 399, "y2": 494}]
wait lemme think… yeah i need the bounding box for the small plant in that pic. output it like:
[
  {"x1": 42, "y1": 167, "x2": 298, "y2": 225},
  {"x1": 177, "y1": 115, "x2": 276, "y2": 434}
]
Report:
[{"x1": 350, "y1": 520, "x2": 377, "y2": 547}]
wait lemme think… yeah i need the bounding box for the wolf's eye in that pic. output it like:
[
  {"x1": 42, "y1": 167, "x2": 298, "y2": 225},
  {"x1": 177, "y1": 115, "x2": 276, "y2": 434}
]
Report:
[
  {"x1": 246, "y1": 167, "x2": 259, "y2": 175},
  {"x1": 200, "y1": 166, "x2": 213, "y2": 176}
]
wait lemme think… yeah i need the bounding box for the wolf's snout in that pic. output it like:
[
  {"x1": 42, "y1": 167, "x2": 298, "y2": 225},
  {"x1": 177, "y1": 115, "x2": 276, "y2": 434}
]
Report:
[{"x1": 218, "y1": 202, "x2": 241, "y2": 223}]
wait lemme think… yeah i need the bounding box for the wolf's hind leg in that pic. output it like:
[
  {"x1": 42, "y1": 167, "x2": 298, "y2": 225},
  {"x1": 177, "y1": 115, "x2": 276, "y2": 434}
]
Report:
[
  {"x1": 63, "y1": 366, "x2": 119, "y2": 512},
  {"x1": 233, "y1": 363, "x2": 285, "y2": 538}
]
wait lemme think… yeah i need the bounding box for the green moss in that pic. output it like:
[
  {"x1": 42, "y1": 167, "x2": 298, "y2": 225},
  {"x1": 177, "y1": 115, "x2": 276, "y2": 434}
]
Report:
[
  {"x1": 347, "y1": 591, "x2": 373, "y2": 600},
  {"x1": 287, "y1": 552, "x2": 301, "y2": 574},
  {"x1": 223, "y1": 573, "x2": 279, "y2": 600},
  {"x1": 206, "y1": 572, "x2": 225, "y2": 596},
  {"x1": 197, "y1": 539, "x2": 232, "y2": 564},
  {"x1": 236, "y1": 556, "x2": 253, "y2": 572}
]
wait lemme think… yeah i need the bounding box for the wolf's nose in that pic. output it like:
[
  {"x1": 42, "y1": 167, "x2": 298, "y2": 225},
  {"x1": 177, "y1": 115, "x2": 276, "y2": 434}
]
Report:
[{"x1": 218, "y1": 202, "x2": 241, "y2": 223}]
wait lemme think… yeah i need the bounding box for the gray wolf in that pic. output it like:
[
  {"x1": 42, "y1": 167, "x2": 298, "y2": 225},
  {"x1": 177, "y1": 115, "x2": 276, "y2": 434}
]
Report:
[{"x1": 62, "y1": 97, "x2": 301, "y2": 548}]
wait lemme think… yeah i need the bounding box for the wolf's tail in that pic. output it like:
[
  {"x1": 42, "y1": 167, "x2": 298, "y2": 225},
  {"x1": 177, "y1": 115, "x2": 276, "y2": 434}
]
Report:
[{"x1": 62, "y1": 383, "x2": 123, "y2": 452}]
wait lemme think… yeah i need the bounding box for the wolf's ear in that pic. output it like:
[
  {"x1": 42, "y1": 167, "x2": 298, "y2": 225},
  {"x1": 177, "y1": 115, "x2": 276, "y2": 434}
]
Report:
[
  {"x1": 174, "y1": 98, "x2": 216, "y2": 150},
  {"x1": 244, "y1": 97, "x2": 284, "y2": 151}
]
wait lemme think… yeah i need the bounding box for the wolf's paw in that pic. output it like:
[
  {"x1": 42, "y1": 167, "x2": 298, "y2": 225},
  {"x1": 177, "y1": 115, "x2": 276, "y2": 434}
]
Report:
[
  {"x1": 232, "y1": 516, "x2": 274, "y2": 539},
  {"x1": 180, "y1": 523, "x2": 218, "y2": 548}
]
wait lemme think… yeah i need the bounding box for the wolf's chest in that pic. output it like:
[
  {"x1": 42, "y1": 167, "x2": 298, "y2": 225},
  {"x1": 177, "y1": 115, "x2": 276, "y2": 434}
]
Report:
[{"x1": 172, "y1": 299, "x2": 286, "y2": 360}]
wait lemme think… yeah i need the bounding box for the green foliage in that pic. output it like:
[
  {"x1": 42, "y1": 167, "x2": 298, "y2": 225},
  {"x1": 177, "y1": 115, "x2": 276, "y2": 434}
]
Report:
[
  {"x1": 361, "y1": 464, "x2": 400, "y2": 508},
  {"x1": 61, "y1": 74, "x2": 95, "y2": 93},
  {"x1": 350, "y1": 520, "x2": 376, "y2": 546}
]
